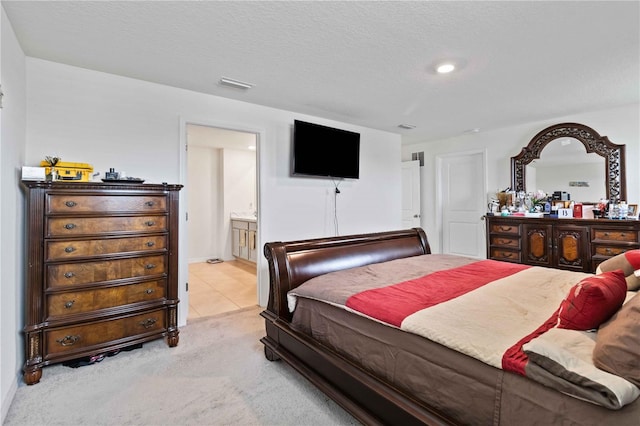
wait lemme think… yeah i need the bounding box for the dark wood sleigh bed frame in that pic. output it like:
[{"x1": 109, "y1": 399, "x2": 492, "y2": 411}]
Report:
[{"x1": 260, "y1": 227, "x2": 456, "y2": 425}]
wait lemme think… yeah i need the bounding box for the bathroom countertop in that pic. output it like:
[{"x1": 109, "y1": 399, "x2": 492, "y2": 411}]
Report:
[{"x1": 230, "y1": 213, "x2": 257, "y2": 223}]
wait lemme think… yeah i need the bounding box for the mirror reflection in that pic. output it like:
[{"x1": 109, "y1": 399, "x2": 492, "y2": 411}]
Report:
[
  {"x1": 511, "y1": 123, "x2": 626, "y2": 203},
  {"x1": 525, "y1": 138, "x2": 605, "y2": 202}
]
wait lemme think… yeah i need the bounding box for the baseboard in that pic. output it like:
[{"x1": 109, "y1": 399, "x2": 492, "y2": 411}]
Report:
[
  {"x1": 1, "y1": 374, "x2": 18, "y2": 424},
  {"x1": 188, "y1": 256, "x2": 217, "y2": 264},
  {"x1": 188, "y1": 256, "x2": 243, "y2": 264}
]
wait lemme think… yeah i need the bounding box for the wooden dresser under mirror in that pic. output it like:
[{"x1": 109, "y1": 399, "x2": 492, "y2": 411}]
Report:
[
  {"x1": 21, "y1": 181, "x2": 182, "y2": 384},
  {"x1": 487, "y1": 122, "x2": 637, "y2": 272},
  {"x1": 486, "y1": 216, "x2": 639, "y2": 273}
]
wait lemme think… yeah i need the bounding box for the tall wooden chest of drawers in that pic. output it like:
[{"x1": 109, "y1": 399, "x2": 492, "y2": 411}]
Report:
[{"x1": 21, "y1": 182, "x2": 182, "y2": 384}]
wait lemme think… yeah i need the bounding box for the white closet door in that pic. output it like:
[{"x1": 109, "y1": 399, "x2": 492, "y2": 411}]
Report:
[{"x1": 438, "y1": 151, "x2": 486, "y2": 258}]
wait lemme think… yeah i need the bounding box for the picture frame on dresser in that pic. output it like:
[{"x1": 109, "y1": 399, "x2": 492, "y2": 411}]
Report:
[{"x1": 628, "y1": 204, "x2": 638, "y2": 218}]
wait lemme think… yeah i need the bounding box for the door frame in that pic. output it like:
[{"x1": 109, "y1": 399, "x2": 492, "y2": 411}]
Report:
[
  {"x1": 435, "y1": 149, "x2": 487, "y2": 256},
  {"x1": 178, "y1": 117, "x2": 264, "y2": 327},
  {"x1": 401, "y1": 160, "x2": 421, "y2": 228}
]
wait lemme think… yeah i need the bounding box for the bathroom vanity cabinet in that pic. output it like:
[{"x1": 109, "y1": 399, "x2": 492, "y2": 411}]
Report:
[{"x1": 232, "y1": 219, "x2": 257, "y2": 263}]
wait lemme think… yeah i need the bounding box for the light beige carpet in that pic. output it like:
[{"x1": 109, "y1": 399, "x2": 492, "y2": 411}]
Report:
[{"x1": 4, "y1": 306, "x2": 359, "y2": 426}]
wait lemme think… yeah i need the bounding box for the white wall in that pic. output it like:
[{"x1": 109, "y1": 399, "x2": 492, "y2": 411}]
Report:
[
  {"x1": 0, "y1": 6, "x2": 26, "y2": 423},
  {"x1": 403, "y1": 103, "x2": 640, "y2": 253},
  {"x1": 24, "y1": 58, "x2": 403, "y2": 322},
  {"x1": 187, "y1": 145, "x2": 221, "y2": 262}
]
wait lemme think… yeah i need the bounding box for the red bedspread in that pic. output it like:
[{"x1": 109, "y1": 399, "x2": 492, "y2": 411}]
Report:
[
  {"x1": 346, "y1": 260, "x2": 530, "y2": 327},
  {"x1": 345, "y1": 259, "x2": 554, "y2": 375}
]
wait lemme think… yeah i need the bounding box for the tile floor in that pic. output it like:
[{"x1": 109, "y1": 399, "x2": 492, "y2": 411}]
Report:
[{"x1": 187, "y1": 260, "x2": 258, "y2": 321}]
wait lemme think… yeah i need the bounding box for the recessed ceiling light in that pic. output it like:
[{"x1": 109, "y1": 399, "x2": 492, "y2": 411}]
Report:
[
  {"x1": 436, "y1": 63, "x2": 456, "y2": 74},
  {"x1": 219, "y1": 77, "x2": 254, "y2": 90},
  {"x1": 248, "y1": 145, "x2": 256, "y2": 151},
  {"x1": 398, "y1": 124, "x2": 416, "y2": 130}
]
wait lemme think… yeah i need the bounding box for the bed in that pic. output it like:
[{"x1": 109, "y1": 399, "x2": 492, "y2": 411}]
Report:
[{"x1": 260, "y1": 228, "x2": 640, "y2": 425}]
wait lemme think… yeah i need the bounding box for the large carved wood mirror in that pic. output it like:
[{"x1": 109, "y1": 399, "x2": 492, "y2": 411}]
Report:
[{"x1": 511, "y1": 123, "x2": 626, "y2": 202}]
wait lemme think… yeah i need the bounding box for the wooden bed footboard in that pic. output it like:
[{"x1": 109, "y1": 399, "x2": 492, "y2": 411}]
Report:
[{"x1": 260, "y1": 228, "x2": 454, "y2": 425}]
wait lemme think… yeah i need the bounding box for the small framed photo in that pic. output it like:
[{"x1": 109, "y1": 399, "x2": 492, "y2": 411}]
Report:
[{"x1": 628, "y1": 204, "x2": 638, "y2": 218}]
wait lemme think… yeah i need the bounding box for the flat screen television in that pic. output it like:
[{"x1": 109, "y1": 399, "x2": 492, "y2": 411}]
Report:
[{"x1": 292, "y1": 120, "x2": 360, "y2": 179}]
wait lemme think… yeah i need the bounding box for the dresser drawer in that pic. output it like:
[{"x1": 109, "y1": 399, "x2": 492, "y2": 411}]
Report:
[
  {"x1": 47, "y1": 194, "x2": 167, "y2": 214},
  {"x1": 46, "y1": 279, "x2": 166, "y2": 318},
  {"x1": 592, "y1": 228, "x2": 639, "y2": 243},
  {"x1": 592, "y1": 245, "x2": 632, "y2": 257},
  {"x1": 46, "y1": 235, "x2": 167, "y2": 261},
  {"x1": 45, "y1": 309, "x2": 166, "y2": 356},
  {"x1": 47, "y1": 254, "x2": 166, "y2": 288},
  {"x1": 489, "y1": 248, "x2": 521, "y2": 263},
  {"x1": 47, "y1": 216, "x2": 167, "y2": 237},
  {"x1": 489, "y1": 223, "x2": 520, "y2": 235},
  {"x1": 490, "y1": 235, "x2": 520, "y2": 249}
]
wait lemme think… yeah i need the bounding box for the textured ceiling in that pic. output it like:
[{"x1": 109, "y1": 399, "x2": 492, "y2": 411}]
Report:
[{"x1": 3, "y1": 1, "x2": 639, "y2": 144}]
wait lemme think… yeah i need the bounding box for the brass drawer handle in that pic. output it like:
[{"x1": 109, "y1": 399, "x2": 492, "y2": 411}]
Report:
[
  {"x1": 145, "y1": 221, "x2": 156, "y2": 227},
  {"x1": 64, "y1": 272, "x2": 75, "y2": 279},
  {"x1": 65, "y1": 201, "x2": 77, "y2": 208},
  {"x1": 146, "y1": 241, "x2": 155, "y2": 247},
  {"x1": 64, "y1": 300, "x2": 75, "y2": 309},
  {"x1": 139, "y1": 318, "x2": 157, "y2": 329},
  {"x1": 145, "y1": 288, "x2": 155, "y2": 294},
  {"x1": 145, "y1": 264, "x2": 156, "y2": 270},
  {"x1": 502, "y1": 252, "x2": 513, "y2": 258},
  {"x1": 64, "y1": 246, "x2": 75, "y2": 253},
  {"x1": 499, "y1": 226, "x2": 513, "y2": 232},
  {"x1": 605, "y1": 248, "x2": 613, "y2": 254},
  {"x1": 64, "y1": 223, "x2": 76, "y2": 230},
  {"x1": 145, "y1": 201, "x2": 155, "y2": 207},
  {"x1": 603, "y1": 232, "x2": 609, "y2": 237},
  {"x1": 56, "y1": 335, "x2": 80, "y2": 346}
]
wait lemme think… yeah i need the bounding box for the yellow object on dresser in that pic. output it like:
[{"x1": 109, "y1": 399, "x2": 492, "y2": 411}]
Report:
[{"x1": 39, "y1": 161, "x2": 94, "y2": 182}]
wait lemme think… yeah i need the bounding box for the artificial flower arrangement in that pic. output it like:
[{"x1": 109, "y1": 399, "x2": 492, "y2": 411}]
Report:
[{"x1": 529, "y1": 190, "x2": 548, "y2": 212}]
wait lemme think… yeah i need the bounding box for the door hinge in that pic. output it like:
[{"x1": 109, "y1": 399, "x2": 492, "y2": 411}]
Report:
[{"x1": 186, "y1": 282, "x2": 189, "y2": 291}]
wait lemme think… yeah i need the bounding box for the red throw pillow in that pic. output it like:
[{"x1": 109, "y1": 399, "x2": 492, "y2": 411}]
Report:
[
  {"x1": 625, "y1": 250, "x2": 640, "y2": 271},
  {"x1": 558, "y1": 270, "x2": 627, "y2": 330}
]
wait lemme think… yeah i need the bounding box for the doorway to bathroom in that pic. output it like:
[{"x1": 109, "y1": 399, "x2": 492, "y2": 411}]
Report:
[{"x1": 185, "y1": 123, "x2": 258, "y2": 321}]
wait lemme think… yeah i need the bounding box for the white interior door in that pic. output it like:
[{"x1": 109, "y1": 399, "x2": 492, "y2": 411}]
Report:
[
  {"x1": 402, "y1": 160, "x2": 421, "y2": 228},
  {"x1": 438, "y1": 151, "x2": 486, "y2": 258}
]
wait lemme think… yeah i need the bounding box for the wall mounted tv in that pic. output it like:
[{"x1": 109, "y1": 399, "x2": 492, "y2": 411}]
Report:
[{"x1": 292, "y1": 120, "x2": 360, "y2": 179}]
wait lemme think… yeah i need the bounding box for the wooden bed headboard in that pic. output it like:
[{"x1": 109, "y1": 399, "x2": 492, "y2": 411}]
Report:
[{"x1": 263, "y1": 227, "x2": 431, "y2": 320}]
